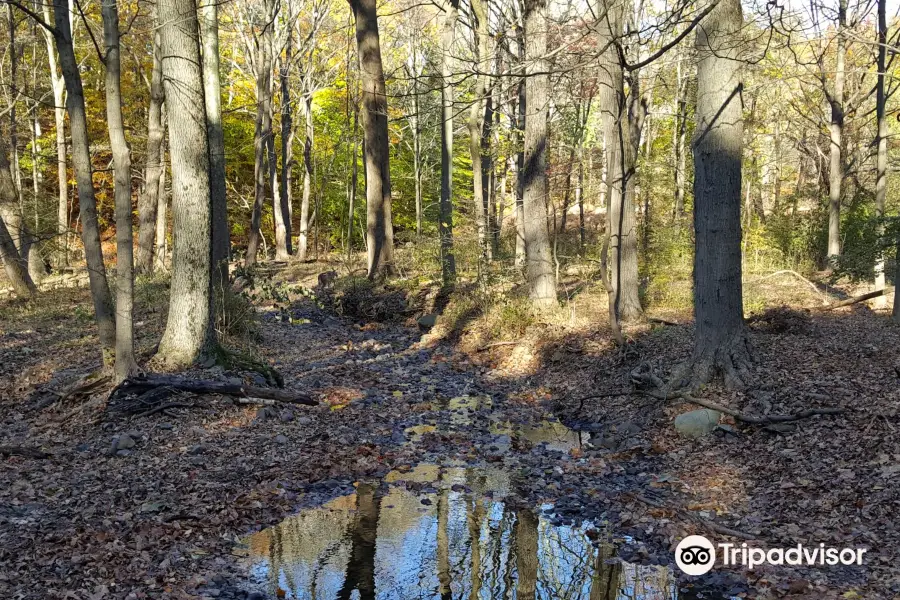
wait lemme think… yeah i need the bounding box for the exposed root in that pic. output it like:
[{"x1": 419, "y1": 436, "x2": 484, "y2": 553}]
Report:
[{"x1": 667, "y1": 332, "x2": 753, "y2": 393}]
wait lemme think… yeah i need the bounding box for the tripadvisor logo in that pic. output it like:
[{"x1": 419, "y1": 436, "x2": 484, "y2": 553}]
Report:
[{"x1": 675, "y1": 535, "x2": 868, "y2": 576}]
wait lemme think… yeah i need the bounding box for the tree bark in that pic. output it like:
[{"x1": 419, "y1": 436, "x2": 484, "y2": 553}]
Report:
[
  {"x1": 875, "y1": 0, "x2": 888, "y2": 309},
  {"x1": 468, "y1": 0, "x2": 490, "y2": 265},
  {"x1": 673, "y1": 46, "x2": 687, "y2": 221},
  {"x1": 0, "y1": 136, "x2": 34, "y2": 298},
  {"x1": 39, "y1": 1, "x2": 68, "y2": 267},
  {"x1": 827, "y1": 0, "x2": 847, "y2": 261},
  {"x1": 298, "y1": 96, "x2": 314, "y2": 260},
  {"x1": 522, "y1": 0, "x2": 556, "y2": 307},
  {"x1": 155, "y1": 122, "x2": 169, "y2": 272},
  {"x1": 349, "y1": 0, "x2": 395, "y2": 279},
  {"x1": 102, "y1": 0, "x2": 138, "y2": 381},
  {"x1": 52, "y1": 0, "x2": 117, "y2": 367},
  {"x1": 280, "y1": 40, "x2": 296, "y2": 259},
  {"x1": 598, "y1": 0, "x2": 642, "y2": 322},
  {"x1": 689, "y1": 0, "x2": 750, "y2": 389},
  {"x1": 136, "y1": 33, "x2": 165, "y2": 275},
  {"x1": 156, "y1": 0, "x2": 216, "y2": 368},
  {"x1": 200, "y1": 0, "x2": 230, "y2": 285},
  {"x1": 438, "y1": 0, "x2": 459, "y2": 285}
]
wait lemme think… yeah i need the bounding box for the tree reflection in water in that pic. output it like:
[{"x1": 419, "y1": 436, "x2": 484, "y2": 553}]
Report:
[{"x1": 242, "y1": 464, "x2": 681, "y2": 599}]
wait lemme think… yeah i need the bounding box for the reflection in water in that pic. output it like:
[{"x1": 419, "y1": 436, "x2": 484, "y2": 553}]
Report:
[{"x1": 241, "y1": 464, "x2": 684, "y2": 599}]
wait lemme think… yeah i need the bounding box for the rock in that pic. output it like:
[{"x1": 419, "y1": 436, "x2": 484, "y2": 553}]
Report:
[
  {"x1": 274, "y1": 434, "x2": 288, "y2": 445},
  {"x1": 255, "y1": 407, "x2": 277, "y2": 421},
  {"x1": 673, "y1": 409, "x2": 722, "y2": 438},
  {"x1": 247, "y1": 592, "x2": 265, "y2": 600},
  {"x1": 417, "y1": 314, "x2": 438, "y2": 330},
  {"x1": 116, "y1": 449, "x2": 132, "y2": 457},
  {"x1": 115, "y1": 434, "x2": 136, "y2": 450},
  {"x1": 297, "y1": 416, "x2": 312, "y2": 426},
  {"x1": 279, "y1": 409, "x2": 295, "y2": 423}
]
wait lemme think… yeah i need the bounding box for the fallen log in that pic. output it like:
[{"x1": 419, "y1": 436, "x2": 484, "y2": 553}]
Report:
[
  {"x1": 110, "y1": 374, "x2": 316, "y2": 406},
  {"x1": 0, "y1": 446, "x2": 51, "y2": 459},
  {"x1": 672, "y1": 392, "x2": 844, "y2": 425},
  {"x1": 820, "y1": 287, "x2": 893, "y2": 311}
]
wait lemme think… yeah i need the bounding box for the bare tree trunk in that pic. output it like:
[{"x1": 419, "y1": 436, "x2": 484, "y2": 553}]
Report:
[
  {"x1": 599, "y1": 0, "x2": 642, "y2": 323},
  {"x1": 827, "y1": 0, "x2": 847, "y2": 261},
  {"x1": 52, "y1": 0, "x2": 117, "y2": 367},
  {"x1": 102, "y1": 0, "x2": 137, "y2": 381},
  {"x1": 200, "y1": 0, "x2": 229, "y2": 284},
  {"x1": 468, "y1": 0, "x2": 490, "y2": 265},
  {"x1": 137, "y1": 33, "x2": 165, "y2": 274},
  {"x1": 688, "y1": 0, "x2": 749, "y2": 389},
  {"x1": 39, "y1": 1, "x2": 68, "y2": 267},
  {"x1": 347, "y1": 108, "x2": 359, "y2": 261},
  {"x1": 875, "y1": 0, "x2": 888, "y2": 309},
  {"x1": 156, "y1": 0, "x2": 216, "y2": 368},
  {"x1": 155, "y1": 130, "x2": 168, "y2": 272},
  {"x1": 514, "y1": 50, "x2": 526, "y2": 268},
  {"x1": 522, "y1": 0, "x2": 556, "y2": 307},
  {"x1": 436, "y1": 487, "x2": 452, "y2": 599},
  {"x1": 0, "y1": 136, "x2": 34, "y2": 298},
  {"x1": 298, "y1": 96, "x2": 313, "y2": 260},
  {"x1": 438, "y1": 0, "x2": 459, "y2": 285},
  {"x1": 673, "y1": 46, "x2": 687, "y2": 221},
  {"x1": 280, "y1": 39, "x2": 295, "y2": 260},
  {"x1": 349, "y1": 0, "x2": 395, "y2": 278},
  {"x1": 409, "y1": 40, "x2": 423, "y2": 239}
]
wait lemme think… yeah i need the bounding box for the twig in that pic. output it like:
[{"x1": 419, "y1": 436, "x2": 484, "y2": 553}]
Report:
[{"x1": 134, "y1": 402, "x2": 197, "y2": 419}]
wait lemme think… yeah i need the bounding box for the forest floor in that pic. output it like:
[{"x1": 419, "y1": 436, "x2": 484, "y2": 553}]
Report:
[{"x1": 0, "y1": 262, "x2": 897, "y2": 599}]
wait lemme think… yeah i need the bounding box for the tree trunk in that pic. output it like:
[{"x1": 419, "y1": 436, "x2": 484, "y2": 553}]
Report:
[
  {"x1": 137, "y1": 33, "x2": 165, "y2": 274},
  {"x1": 298, "y1": 96, "x2": 314, "y2": 260},
  {"x1": 598, "y1": 0, "x2": 642, "y2": 322},
  {"x1": 689, "y1": 0, "x2": 750, "y2": 389},
  {"x1": 468, "y1": 0, "x2": 490, "y2": 265},
  {"x1": 349, "y1": 0, "x2": 395, "y2": 279},
  {"x1": 409, "y1": 40, "x2": 423, "y2": 239},
  {"x1": 521, "y1": 0, "x2": 555, "y2": 306},
  {"x1": 673, "y1": 47, "x2": 687, "y2": 221},
  {"x1": 438, "y1": 0, "x2": 459, "y2": 285},
  {"x1": 155, "y1": 119, "x2": 169, "y2": 272},
  {"x1": 39, "y1": 1, "x2": 68, "y2": 267},
  {"x1": 514, "y1": 50, "x2": 526, "y2": 268},
  {"x1": 336, "y1": 482, "x2": 380, "y2": 600},
  {"x1": 156, "y1": 0, "x2": 216, "y2": 368},
  {"x1": 875, "y1": 0, "x2": 888, "y2": 309},
  {"x1": 52, "y1": 0, "x2": 117, "y2": 367},
  {"x1": 200, "y1": 0, "x2": 229, "y2": 285},
  {"x1": 436, "y1": 487, "x2": 452, "y2": 599},
  {"x1": 102, "y1": 0, "x2": 138, "y2": 381},
  {"x1": 280, "y1": 41, "x2": 295, "y2": 260},
  {"x1": 827, "y1": 0, "x2": 847, "y2": 261},
  {"x1": 0, "y1": 136, "x2": 34, "y2": 298}
]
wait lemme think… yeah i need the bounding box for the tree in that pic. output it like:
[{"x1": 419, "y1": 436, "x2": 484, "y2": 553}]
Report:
[
  {"x1": 873, "y1": 0, "x2": 887, "y2": 306},
  {"x1": 598, "y1": 0, "x2": 642, "y2": 324},
  {"x1": 155, "y1": 0, "x2": 216, "y2": 368},
  {"x1": 51, "y1": 0, "x2": 117, "y2": 367},
  {"x1": 349, "y1": 0, "x2": 395, "y2": 278},
  {"x1": 468, "y1": 0, "x2": 492, "y2": 265},
  {"x1": 686, "y1": 0, "x2": 749, "y2": 389},
  {"x1": 0, "y1": 135, "x2": 34, "y2": 298},
  {"x1": 522, "y1": 0, "x2": 556, "y2": 307},
  {"x1": 438, "y1": 0, "x2": 459, "y2": 285},
  {"x1": 200, "y1": 0, "x2": 229, "y2": 285},
  {"x1": 827, "y1": 0, "x2": 847, "y2": 261},
  {"x1": 101, "y1": 0, "x2": 138, "y2": 381},
  {"x1": 136, "y1": 33, "x2": 166, "y2": 274}
]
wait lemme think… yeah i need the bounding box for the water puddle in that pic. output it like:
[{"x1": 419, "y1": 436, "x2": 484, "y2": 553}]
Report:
[{"x1": 238, "y1": 464, "x2": 696, "y2": 599}]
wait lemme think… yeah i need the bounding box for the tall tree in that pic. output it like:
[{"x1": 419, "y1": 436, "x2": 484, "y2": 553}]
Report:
[
  {"x1": 51, "y1": 0, "x2": 117, "y2": 367},
  {"x1": 39, "y1": 0, "x2": 68, "y2": 267},
  {"x1": 200, "y1": 0, "x2": 229, "y2": 285},
  {"x1": 438, "y1": 0, "x2": 459, "y2": 284},
  {"x1": 101, "y1": 0, "x2": 137, "y2": 380},
  {"x1": 349, "y1": 0, "x2": 395, "y2": 278},
  {"x1": 156, "y1": 0, "x2": 216, "y2": 367},
  {"x1": 514, "y1": 509, "x2": 538, "y2": 600},
  {"x1": 136, "y1": 33, "x2": 166, "y2": 274},
  {"x1": 468, "y1": 0, "x2": 491, "y2": 265},
  {"x1": 598, "y1": 0, "x2": 642, "y2": 324},
  {"x1": 522, "y1": 0, "x2": 556, "y2": 307},
  {"x1": 687, "y1": 0, "x2": 749, "y2": 389},
  {"x1": 0, "y1": 135, "x2": 34, "y2": 298},
  {"x1": 874, "y1": 0, "x2": 887, "y2": 307},
  {"x1": 827, "y1": 0, "x2": 847, "y2": 260}
]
